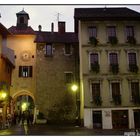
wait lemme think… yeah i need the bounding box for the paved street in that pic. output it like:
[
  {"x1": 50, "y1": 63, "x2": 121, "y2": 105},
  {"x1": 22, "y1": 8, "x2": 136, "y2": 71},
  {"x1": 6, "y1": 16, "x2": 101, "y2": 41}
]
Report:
[{"x1": 0, "y1": 124, "x2": 139, "y2": 136}]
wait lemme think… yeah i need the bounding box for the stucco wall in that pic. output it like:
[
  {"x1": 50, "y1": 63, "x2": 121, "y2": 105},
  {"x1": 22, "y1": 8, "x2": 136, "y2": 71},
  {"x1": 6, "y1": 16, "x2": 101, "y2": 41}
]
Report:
[{"x1": 7, "y1": 35, "x2": 36, "y2": 100}]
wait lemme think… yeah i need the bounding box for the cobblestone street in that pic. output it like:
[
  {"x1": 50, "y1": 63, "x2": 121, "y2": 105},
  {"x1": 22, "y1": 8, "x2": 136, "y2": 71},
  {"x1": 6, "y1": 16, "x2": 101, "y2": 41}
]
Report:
[{"x1": 0, "y1": 124, "x2": 139, "y2": 136}]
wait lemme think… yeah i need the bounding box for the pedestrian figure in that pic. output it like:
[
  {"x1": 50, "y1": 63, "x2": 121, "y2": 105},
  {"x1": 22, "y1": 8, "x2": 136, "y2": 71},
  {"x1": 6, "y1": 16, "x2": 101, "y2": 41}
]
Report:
[{"x1": 22, "y1": 111, "x2": 25, "y2": 125}]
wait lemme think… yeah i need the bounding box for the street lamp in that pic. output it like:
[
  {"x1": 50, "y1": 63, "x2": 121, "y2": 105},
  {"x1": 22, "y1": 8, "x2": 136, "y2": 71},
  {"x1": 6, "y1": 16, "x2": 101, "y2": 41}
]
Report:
[
  {"x1": 0, "y1": 90, "x2": 7, "y2": 100},
  {"x1": 71, "y1": 83, "x2": 80, "y2": 126},
  {"x1": 71, "y1": 84, "x2": 78, "y2": 92}
]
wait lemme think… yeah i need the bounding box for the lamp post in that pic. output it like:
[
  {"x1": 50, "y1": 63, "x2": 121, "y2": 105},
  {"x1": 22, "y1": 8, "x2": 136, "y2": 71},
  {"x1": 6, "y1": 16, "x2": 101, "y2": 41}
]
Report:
[{"x1": 71, "y1": 83, "x2": 80, "y2": 126}]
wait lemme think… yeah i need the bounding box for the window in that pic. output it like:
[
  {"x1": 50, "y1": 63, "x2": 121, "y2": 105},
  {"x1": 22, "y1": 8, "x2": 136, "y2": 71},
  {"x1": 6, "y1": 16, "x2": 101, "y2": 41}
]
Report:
[
  {"x1": 88, "y1": 26, "x2": 97, "y2": 38},
  {"x1": 65, "y1": 72, "x2": 73, "y2": 83},
  {"x1": 107, "y1": 26, "x2": 116, "y2": 37},
  {"x1": 91, "y1": 82, "x2": 102, "y2": 105},
  {"x1": 130, "y1": 82, "x2": 140, "y2": 103},
  {"x1": 64, "y1": 44, "x2": 72, "y2": 55},
  {"x1": 111, "y1": 82, "x2": 121, "y2": 105},
  {"x1": 111, "y1": 83, "x2": 120, "y2": 95},
  {"x1": 109, "y1": 53, "x2": 118, "y2": 65},
  {"x1": 92, "y1": 83, "x2": 100, "y2": 96},
  {"x1": 90, "y1": 53, "x2": 99, "y2": 65},
  {"x1": 19, "y1": 66, "x2": 33, "y2": 77},
  {"x1": 90, "y1": 53, "x2": 99, "y2": 72},
  {"x1": 126, "y1": 26, "x2": 134, "y2": 37},
  {"x1": 128, "y1": 53, "x2": 138, "y2": 73},
  {"x1": 128, "y1": 53, "x2": 137, "y2": 65},
  {"x1": 45, "y1": 44, "x2": 53, "y2": 56}
]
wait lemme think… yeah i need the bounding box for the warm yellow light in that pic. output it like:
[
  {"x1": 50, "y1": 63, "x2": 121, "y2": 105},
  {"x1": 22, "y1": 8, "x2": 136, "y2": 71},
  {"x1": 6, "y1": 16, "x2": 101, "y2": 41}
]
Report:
[
  {"x1": 0, "y1": 91, "x2": 7, "y2": 99},
  {"x1": 21, "y1": 102, "x2": 27, "y2": 111},
  {"x1": 71, "y1": 84, "x2": 78, "y2": 92},
  {"x1": 1, "y1": 92, "x2": 7, "y2": 98}
]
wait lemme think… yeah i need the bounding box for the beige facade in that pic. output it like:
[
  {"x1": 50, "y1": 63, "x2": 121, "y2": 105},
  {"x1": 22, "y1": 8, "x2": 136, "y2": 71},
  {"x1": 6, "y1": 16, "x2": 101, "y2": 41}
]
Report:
[
  {"x1": 77, "y1": 9, "x2": 140, "y2": 129},
  {"x1": 7, "y1": 35, "x2": 36, "y2": 101}
]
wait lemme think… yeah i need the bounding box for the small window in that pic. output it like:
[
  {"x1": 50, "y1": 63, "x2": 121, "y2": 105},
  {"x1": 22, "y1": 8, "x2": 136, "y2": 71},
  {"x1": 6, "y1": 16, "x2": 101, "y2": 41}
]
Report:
[
  {"x1": 126, "y1": 26, "x2": 134, "y2": 38},
  {"x1": 109, "y1": 53, "x2": 118, "y2": 65},
  {"x1": 92, "y1": 83, "x2": 100, "y2": 96},
  {"x1": 88, "y1": 26, "x2": 97, "y2": 38},
  {"x1": 64, "y1": 44, "x2": 72, "y2": 55},
  {"x1": 90, "y1": 53, "x2": 99, "y2": 65},
  {"x1": 65, "y1": 72, "x2": 73, "y2": 83},
  {"x1": 128, "y1": 53, "x2": 137, "y2": 65},
  {"x1": 107, "y1": 26, "x2": 116, "y2": 37},
  {"x1": 45, "y1": 44, "x2": 53, "y2": 56},
  {"x1": 19, "y1": 66, "x2": 33, "y2": 77}
]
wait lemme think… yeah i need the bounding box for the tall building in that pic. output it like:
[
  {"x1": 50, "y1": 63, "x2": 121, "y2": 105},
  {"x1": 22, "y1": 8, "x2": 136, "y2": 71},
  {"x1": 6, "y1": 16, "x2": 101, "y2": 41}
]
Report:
[
  {"x1": 0, "y1": 23, "x2": 15, "y2": 122},
  {"x1": 7, "y1": 9, "x2": 36, "y2": 114},
  {"x1": 75, "y1": 7, "x2": 140, "y2": 129},
  {"x1": 35, "y1": 22, "x2": 79, "y2": 123}
]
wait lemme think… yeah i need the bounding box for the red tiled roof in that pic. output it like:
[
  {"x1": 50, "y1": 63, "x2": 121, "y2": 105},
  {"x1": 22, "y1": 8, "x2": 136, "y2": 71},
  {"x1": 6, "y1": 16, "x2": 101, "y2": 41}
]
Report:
[
  {"x1": 35, "y1": 31, "x2": 78, "y2": 43},
  {"x1": 8, "y1": 26, "x2": 35, "y2": 35}
]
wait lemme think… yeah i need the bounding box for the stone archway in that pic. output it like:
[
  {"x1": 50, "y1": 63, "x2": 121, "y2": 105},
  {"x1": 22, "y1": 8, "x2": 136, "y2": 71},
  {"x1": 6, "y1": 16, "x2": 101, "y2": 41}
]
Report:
[{"x1": 12, "y1": 90, "x2": 36, "y2": 124}]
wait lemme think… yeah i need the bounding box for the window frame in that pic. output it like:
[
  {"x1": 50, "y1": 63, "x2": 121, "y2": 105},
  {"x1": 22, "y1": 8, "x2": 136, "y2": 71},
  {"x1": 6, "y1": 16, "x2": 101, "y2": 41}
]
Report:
[
  {"x1": 109, "y1": 80, "x2": 121, "y2": 101},
  {"x1": 45, "y1": 44, "x2": 53, "y2": 56},
  {"x1": 19, "y1": 66, "x2": 33, "y2": 78},
  {"x1": 64, "y1": 71, "x2": 73, "y2": 84},
  {"x1": 89, "y1": 52, "x2": 100, "y2": 71},
  {"x1": 64, "y1": 44, "x2": 72, "y2": 56},
  {"x1": 88, "y1": 26, "x2": 97, "y2": 38}
]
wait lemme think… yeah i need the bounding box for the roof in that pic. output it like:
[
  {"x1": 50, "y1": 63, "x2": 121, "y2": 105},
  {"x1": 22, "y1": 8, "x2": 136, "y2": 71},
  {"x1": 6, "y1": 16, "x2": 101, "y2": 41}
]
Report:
[
  {"x1": 0, "y1": 23, "x2": 11, "y2": 36},
  {"x1": 35, "y1": 31, "x2": 78, "y2": 43},
  {"x1": 74, "y1": 7, "x2": 140, "y2": 20},
  {"x1": 16, "y1": 9, "x2": 29, "y2": 19},
  {"x1": 8, "y1": 26, "x2": 35, "y2": 35},
  {"x1": 2, "y1": 46, "x2": 15, "y2": 67}
]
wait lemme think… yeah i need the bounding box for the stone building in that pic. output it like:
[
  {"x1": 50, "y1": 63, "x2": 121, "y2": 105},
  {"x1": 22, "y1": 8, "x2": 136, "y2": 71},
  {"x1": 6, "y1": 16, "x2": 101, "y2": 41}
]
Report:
[
  {"x1": 0, "y1": 23, "x2": 15, "y2": 122},
  {"x1": 75, "y1": 7, "x2": 140, "y2": 129},
  {"x1": 35, "y1": 22, "x2": 79, "y2": 122}
]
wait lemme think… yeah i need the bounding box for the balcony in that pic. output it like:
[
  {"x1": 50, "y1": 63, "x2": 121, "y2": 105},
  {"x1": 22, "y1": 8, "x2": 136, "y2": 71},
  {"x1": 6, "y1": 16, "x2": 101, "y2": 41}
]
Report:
[
  {"x1": 93, "y1": 95, "x2": 102, "y2": 106},
  {"x1": 112, "y1": 94, "x2": 121, "y2": 105},
  {"x1": 108, "y1": 36, "x2": 118, "y2": 45},
  {"x1": 110, "y1": 64, "x2": 119, "y2": 74},
  {"x1": 127, "y1": 36, "x2": 136, "y2": 45},
  {"x1": 89, "y1": 37, "x2": 99, "y2": 47},
  {"x1": 129, "y1": 64, "x2": 138, "y2": 73},
  {"x1": 91, "y1": 63, "x2": 100, "y2": 73}
]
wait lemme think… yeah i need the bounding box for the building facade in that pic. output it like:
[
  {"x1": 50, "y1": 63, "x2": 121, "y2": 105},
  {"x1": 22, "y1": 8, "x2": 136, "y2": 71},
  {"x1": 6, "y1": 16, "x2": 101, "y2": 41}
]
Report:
[
  {"x1": 7, "y1": 10, "x2": 36, "y2": 115},
  {"x1": 0, "y1": 23, "x2": 15, "y2": 123},
  {"x1": 35, "y1": 22, "x2": 79, "y2": 123},
  {"x1": 75, "y1": 7, "x2": 140, "y2": 129}
]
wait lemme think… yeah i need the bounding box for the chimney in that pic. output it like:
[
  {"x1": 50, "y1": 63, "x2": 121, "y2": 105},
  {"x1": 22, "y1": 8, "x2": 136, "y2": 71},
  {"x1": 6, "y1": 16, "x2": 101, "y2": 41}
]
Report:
[
  {"x1": 58, "y1": 21, "x2": 65, "y2": 33},
  {"x1": 51, "y1": 22, "x2": 54, "y2": 33},
  {"x1": 38, "y1": 25, "x2": 42, "y2": 31}
]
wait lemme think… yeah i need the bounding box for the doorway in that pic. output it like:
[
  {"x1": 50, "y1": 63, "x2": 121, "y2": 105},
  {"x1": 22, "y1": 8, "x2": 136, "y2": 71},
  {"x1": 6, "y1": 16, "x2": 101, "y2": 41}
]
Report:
[
  {"x1": 134, "y1": 109, "x2": 140, "y2": 128},
  {"x1": 112, "y1": 110, "x2": 128, "y2": 129},
  {"x1": 92, "y1": 111, "x2": 102, "y2": 129}
]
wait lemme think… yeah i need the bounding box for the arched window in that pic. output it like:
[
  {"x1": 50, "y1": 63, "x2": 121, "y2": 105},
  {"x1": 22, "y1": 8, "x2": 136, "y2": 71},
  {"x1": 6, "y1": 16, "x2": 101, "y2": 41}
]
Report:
[{"x1": 20, "y1": 17, "x2": 24, "y2": 23}]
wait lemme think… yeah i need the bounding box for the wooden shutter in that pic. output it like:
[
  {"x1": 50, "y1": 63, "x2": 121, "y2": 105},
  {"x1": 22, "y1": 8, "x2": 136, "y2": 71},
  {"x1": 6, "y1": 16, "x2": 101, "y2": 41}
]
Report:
[
  {"x1": 19, "y1": 66, "x2": 22, "y2": 77},
  {"x1": 29, "y1": 66, "x2": 33, "y2": 77}
]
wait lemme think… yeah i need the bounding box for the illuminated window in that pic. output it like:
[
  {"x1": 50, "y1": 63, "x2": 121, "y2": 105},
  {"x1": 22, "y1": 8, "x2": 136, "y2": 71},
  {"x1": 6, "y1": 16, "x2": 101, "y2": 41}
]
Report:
[{"x1": 19, "y1": 66, "x2": 32, "y2": 77}]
